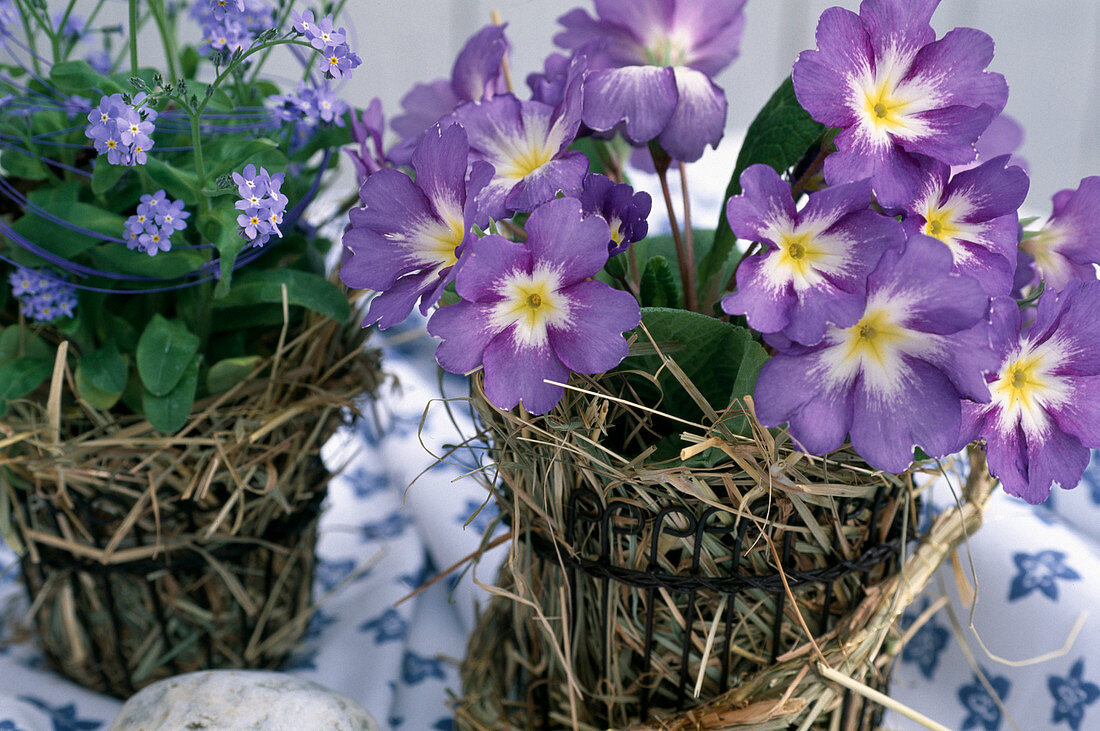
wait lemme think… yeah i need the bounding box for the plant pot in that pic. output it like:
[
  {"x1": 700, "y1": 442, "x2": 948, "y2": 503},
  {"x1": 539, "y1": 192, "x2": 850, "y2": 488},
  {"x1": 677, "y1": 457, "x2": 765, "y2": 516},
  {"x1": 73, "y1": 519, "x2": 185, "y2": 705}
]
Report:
[
  {"x1": 0, "y1": 315, "x2": 380, "y2": 697},
  {"x1": 456, "y1": 373, "x2": 995, "y2": 730}
]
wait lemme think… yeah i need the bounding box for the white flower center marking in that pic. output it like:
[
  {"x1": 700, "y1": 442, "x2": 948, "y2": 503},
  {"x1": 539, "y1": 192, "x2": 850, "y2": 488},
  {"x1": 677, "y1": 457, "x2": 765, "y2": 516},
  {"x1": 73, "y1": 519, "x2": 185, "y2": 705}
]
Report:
[
  {"x1": 990, "y1": 338, "x2": 1071, "y2": 437},
  {"x1": 394, "y1": 197, "x2": 466, "y2": 271},
  {"x1": 850, "y1": 45, "x2": 936, "y2": 145},
  {"x1": 490, "y1": 265, "x2": 572, "y2": 348}
]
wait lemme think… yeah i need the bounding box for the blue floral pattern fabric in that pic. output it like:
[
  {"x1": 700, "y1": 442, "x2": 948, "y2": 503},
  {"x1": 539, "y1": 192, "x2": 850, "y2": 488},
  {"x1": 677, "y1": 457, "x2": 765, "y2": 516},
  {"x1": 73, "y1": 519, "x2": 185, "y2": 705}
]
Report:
[{"x1": 1, "y1": 313, "x2": 1098, "y2": 730}]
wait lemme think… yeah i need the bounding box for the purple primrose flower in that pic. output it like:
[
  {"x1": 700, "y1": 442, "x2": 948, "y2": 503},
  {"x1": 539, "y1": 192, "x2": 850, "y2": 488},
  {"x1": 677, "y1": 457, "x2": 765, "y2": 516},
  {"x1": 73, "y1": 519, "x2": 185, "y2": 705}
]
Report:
[
  {"x1": 346, "y1": 98, "x2": 388, "y2": 185},
  {"x1": 450, "y1": 59, "x2": 588, "y2": 220},
  {"x1": 792, "y1": 0, "x2": 1008, "y2": 207},
  {"x1": 721, "y1": 164, "x2": 905, "y2": 346},
  {"x1": 753, "y1": 234, "x2": 997, "y2": 473},
  {"x1": 427, "y1": 197, "x2": 641, "y2": 415},
  {"x1": 961, "y1": 282, "x2": 1100, "y2": 503},
  {"x1": 1019, "y1": 177, "x2": 1100, "y2": 291},
  {"x1": 390, "y1": 24, "x2": 511, "y2": 165},
  {"x1": 901, "y1": 155, "x2": 1028, "y2": 297},
  {"x1": 577, "y1": 172, "x2": 652, "y2": 256},
  {"x1": 554, "y1": 0, "x2": 747, "y2": 162},
  {"x1": 340, "y1": 123, "x2": 493, "y2": 329}
]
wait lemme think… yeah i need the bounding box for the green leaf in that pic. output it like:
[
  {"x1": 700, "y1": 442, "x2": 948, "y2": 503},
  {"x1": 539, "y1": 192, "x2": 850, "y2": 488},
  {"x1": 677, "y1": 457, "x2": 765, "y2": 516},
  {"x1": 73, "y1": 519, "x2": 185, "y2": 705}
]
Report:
[
  {"x1": 145, "y1": 156, "x2": 201, "y2": 201},
  {"x1": 0, "y1": 327, "x2": 52, "y2": 364},
  {"x1": 10, "y1": 201, "x2": 127, "y2": 260},
  {"x1": 206, "y1": 215, "x2": 247, "y2": 296},
  {"x1": 89, "y1": 243, "x2": 207, "y2": 280},
  {"x1": 91, "y1": 158, "x2": 128, "y2": 195},
  {"x1": 289, "y1": 125, "x2": 351, "y2": 163},
  {"x1": 206, "y1": 355, "x2": 261, "y2": 394},
  {"x1": 206, "y1": 136, "x2": 281, "y2": 179},
  {"x1": 181, "y1": 46, "x2": 200, "y2": 79},
  {"x1": 0, "y1": 358, "x2": 53, "y2": 414},
  {"x1": 75, "y1": 363, "x2": 122, "y2": 410},
  {"x1": 95, "y1": 314, "x2": 139, "y2": 354},
  {"x1": 81, "y1": 341, "x2": 128, "y2": 394},
  {"x1": 212, "y1": 269, "x2": 351, "y2": 322},
  {"x1": 639, "y1": 255, "x2": 679, "y2": 308},
  {"x1": 615, "y1": 308, "x2": 769, "y2": 459},
  {"x1": 143, "y1": 356, "x2": 199, "y2": 433},
  {"x1": 49, "y1": 60, "x2": 126, "y2": 96},
  {"x1": 0, "y1": 148, "x2": 48, "y2": 180},
  {"x1": 136, "y1": 314, "x2": 201, "y2": 397},
  {"x1": 702, "y1": 77, "x2": 827, "y2": 307}
]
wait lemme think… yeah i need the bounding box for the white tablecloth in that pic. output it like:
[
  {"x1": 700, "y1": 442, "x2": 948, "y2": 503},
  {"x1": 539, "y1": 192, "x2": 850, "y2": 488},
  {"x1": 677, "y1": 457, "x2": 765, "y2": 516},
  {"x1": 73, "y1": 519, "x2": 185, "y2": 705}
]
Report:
[{"x1": 2, "y1": 318, "x2": 1099, "y2": 731}]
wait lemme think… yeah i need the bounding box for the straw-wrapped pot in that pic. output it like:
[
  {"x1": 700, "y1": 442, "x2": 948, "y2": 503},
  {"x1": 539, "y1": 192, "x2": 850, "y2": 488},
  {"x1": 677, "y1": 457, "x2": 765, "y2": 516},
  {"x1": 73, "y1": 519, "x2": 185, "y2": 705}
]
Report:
[
  {"x1": 0, "y1": 312, "x2": 379, "y2": 697},
  {"x1": 457, "y1": 359, "x2": 994, "y2": 730}
]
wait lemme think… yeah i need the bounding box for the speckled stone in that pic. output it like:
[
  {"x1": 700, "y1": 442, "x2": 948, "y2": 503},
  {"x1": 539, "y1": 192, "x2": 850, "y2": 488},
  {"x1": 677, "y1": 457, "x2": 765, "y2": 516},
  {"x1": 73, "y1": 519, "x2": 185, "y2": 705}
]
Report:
[{"x1": 110, "y1": 670, "x2": 380, "y2": 731}]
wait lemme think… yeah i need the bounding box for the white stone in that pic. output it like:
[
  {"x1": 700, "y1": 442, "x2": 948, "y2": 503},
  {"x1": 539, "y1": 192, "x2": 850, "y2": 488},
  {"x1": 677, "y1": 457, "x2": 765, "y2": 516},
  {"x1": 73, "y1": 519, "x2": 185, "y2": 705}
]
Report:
[{"x1": 110, "y1": 670, "x2": 380, "y2": 731}]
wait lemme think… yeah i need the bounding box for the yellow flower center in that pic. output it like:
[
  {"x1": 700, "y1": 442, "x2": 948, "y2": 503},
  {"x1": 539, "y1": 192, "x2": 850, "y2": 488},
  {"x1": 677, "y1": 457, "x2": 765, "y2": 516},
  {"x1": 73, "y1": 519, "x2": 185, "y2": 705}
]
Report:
[
  {"x1": 841, "y1": 308, "x2": 908, "y2": 367},
  {"x1": 922, "y1": 207, "x2": 963, "y2": 244}
]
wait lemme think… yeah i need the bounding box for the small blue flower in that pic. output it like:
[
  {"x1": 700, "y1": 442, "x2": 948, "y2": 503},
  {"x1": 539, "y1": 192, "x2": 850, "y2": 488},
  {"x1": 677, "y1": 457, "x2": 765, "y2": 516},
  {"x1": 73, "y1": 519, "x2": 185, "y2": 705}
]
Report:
[
  {"x1": 1008, "y1": 550, "x2": 1081, "y2": 602},
  {"x1": 1049, "y1": 659, "x2": 1100, "y2": 731},
  {"x1": 16, "y1": 697, "x2": 103, "y2": 731},
  {"x1": 432, "y1": 719, "x2": 454, "y2": 730},
  {"x1": 8, "y1": 267, "x2": 77, "y2": 322},
  {"x1": 899, "y1": 599, "x2": 950, "y2": 680},
  {"x1": 359, "y1": 608, "x2": 407, "y2": 643},
  {"x1": 401, "y1": 651, "x2": 447, "y2": 685},
  {"x1": 360, "y1": 512, "x2": 409, "y2": 542},
  {"x1": 957, "y1": 669, "x2": 1011, "y2": 731}
]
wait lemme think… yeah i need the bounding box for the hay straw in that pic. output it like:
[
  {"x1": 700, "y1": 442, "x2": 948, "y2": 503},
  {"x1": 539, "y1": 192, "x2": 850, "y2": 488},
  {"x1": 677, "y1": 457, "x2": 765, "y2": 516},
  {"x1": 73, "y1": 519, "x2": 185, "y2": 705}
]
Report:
[
  {"x1": 456, "y1": 360, "x2": 995, "y2": 729},
  {"x1": 0, "y1": 308, "x2": 380, "y2": 697}
]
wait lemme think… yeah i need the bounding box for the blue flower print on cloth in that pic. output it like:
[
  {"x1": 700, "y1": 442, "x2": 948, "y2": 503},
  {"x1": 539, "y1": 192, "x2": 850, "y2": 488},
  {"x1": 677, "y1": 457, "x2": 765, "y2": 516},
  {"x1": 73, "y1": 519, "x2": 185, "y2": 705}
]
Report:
[
  {"x1": 456, "y1": 497, "x2": 498, "y2": 534},
  {"x1": 401, "y1": 651, "x2": 447, "y2": 685},
  {"x1": 0, "y1": 721, "x2": 26, "y2": 731},
  {"x1": 432, "y1": 718, "x2": 454, "y2": 730},
  {"x1": 360, "y1": 512, "x2": 410, "y2": 542},
  {"x1": 957, "y1": 670, "x2": 1011, "y2": 731},
  {"x1": 359, "y1": 608, "x2": 408, "y2": 644},
  {"x1": 1049, "y1": 659, "x2": 1100, "y2": 731},
  {"x1": 16, "y1": 697, "x2": 103, "y2": 730},
  {"x1": 899, "y1": 599, "x2": 950, "y2": 680},
  {"x1": 1008, "y1": 550, "x2": 1081, "y2": 601},
  {"x1": 315, "y1": 557, "x2": 373, "y2": 592}
]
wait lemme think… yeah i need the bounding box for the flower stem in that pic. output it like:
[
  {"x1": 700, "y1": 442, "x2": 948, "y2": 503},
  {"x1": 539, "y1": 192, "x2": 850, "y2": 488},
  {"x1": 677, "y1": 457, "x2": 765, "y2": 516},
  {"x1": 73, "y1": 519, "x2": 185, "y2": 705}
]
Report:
[
  {"x1": 651, "y1": 145, "x2": 697, "y2": 312},
  {"x1": 789, "y1": 143, "x2": 829, "y2": 200},
  {"x1": 678, "y1": 161, "x2": 697, "y2": 311},
  {"x1": 128, "y1": 0, "x2": 139, "y2": 77},
  {"x1": 149, "y1": 0, "x2": 179, "y2": 83}
]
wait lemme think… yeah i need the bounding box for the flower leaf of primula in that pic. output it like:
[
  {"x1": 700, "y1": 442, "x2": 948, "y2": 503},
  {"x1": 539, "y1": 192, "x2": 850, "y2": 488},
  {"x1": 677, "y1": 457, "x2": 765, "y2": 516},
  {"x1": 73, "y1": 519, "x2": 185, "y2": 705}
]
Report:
[
  {"x1": 340, "y1": 123, "x2": 492, "y2": 329},
  {"x1": 753, "y1": 234, "x2": 996, "y2": 473},
  {"x1": 427, "y1": 197, "x2": 640, "y2": 415}
]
